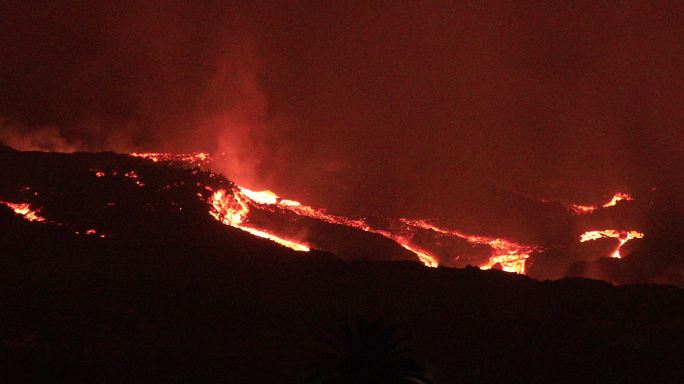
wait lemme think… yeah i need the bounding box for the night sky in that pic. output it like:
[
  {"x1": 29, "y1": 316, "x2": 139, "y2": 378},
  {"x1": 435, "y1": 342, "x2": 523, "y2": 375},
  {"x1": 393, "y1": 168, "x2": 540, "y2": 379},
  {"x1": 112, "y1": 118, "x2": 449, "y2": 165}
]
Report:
[{"x1": 1, "y1": 1, "x2": 682, "y2": 210}]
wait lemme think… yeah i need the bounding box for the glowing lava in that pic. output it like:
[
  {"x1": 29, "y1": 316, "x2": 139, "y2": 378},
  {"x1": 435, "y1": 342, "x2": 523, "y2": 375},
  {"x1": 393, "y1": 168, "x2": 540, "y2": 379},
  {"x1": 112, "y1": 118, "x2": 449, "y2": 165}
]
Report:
[
  {"x1": 0, "y1": 201, "x2": 46, "y2": 222},
  {"x1": 124, "y1": 171, "x2": 145, "y2": 187},
  {"x1": 568, "y1": 204, "x2": 598, "y2": 214},
  {"x1": 579, "y1": 229, "x2": 645, "y2": 258},
  {"x1": 226, "y1": 187, "x2": 535, "y2": 271},
  {"x1": 209, "y1": 189, "x2": 311, "y2": 252},
  {"x1": 568, "y1": 192, "x2": 634, "y2": 214},
  {"x1": 240, "y1": 188, "x2": 279, "y2": 205},
  {"x1": 234, "y1": 187, "x2": 437, "y2": 267},
  {"x1": 602, "y1": 192, "x2": 633, "y2": 208},
  {"x1": 401, "y1": 219, "x2": 536, "y2": 273},
  {"x1": 128, "y1": 153, "x2": 546, "y2": 273},
  {"x1": 131, "y1": 152, "x2": 210, "y2": 167}
]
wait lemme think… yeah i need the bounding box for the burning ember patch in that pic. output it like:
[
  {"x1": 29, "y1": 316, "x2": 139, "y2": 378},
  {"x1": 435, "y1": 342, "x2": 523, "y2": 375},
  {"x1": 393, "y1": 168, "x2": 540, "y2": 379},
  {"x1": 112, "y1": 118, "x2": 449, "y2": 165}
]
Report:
[
  {"x1": 131, "y1": 152, "x2": 210, "y2": 168},
  {"x1": 124, "y1": 171, "x2": 145, "y2": 187},
  {"x1": 92, "y1": 169, "x2": 146, "y2": 187}
]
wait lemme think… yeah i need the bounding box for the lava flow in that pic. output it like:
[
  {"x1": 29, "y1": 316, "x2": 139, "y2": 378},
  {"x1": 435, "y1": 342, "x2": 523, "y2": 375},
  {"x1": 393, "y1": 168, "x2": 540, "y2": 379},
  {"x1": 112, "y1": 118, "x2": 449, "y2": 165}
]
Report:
[
  {"x1": 0, "y1": 201, "x2": 46, "y2": 222},
  {"x1": 127, "y1": 152, "x2": 540, "y2": 271},
  {"x1": 2, "y1": 150, "x2": 645, "y2": 276},
  {"x1": 130, "y1": 152, "x2": 652, "y2": 274},
  {"x1": 568, "y1": 192, "x2": 634, "y2": 214},
  {"x1": 579, "y1": 229, "x2": 645, "y2": 258},
  {"x1": 209, "y1": 188, "x2": 311, "y2": 252},
  {"x1": 225, "y1": 186, "x2": 438, "y2": 267},
  {"x1": 211, "y1": 185, "x2": 540, "y2": 271},
  {"x1": 400, "y1": 219, "x2": 537, "y2": 273}
]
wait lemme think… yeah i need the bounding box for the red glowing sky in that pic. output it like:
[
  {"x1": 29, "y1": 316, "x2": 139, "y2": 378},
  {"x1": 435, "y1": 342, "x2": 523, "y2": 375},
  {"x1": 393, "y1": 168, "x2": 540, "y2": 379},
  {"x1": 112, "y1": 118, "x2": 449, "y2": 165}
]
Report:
[{"x1": 1, "y1": 1, "x2": 682, "y2": 211}]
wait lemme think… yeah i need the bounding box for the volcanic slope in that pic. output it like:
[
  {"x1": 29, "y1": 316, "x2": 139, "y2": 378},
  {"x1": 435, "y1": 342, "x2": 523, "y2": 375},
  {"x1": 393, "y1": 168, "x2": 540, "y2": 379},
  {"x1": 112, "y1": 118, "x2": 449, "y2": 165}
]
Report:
[{"x1": 1, "y1": 146, "x2": 684, "y2": 383}]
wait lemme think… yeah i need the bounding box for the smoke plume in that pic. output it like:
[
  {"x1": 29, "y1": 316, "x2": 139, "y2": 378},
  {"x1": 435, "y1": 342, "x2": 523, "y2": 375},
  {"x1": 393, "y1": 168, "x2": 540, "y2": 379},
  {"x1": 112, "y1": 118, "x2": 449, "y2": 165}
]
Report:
[{"x1": 1, "y1": 1, "x2": 682, "y2": 211}]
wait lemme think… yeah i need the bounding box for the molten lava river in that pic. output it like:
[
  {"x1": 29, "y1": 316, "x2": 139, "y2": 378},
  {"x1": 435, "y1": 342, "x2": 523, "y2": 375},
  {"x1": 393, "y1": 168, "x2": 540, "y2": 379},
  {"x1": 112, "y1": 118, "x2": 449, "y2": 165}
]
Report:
[
  {"x1": 132, "y1": 153, "x2": 541, "y2": 272},
  {"x1": 1, "y1": 152, "x2": 645, "y2": 277}
]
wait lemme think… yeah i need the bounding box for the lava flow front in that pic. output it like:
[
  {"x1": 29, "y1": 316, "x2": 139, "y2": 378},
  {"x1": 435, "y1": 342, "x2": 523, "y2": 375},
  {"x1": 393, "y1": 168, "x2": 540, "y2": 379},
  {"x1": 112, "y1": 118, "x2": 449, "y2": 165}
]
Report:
[
  {"x1": 129, "y1": 152, "x2": 537, "y2": 271},
  {"x1": 580, "y1": 229, "x2": 645, "y2": 258},
  {"x1": 214, "y1": 186, "x2": 439, "y2": 266},
  {"x1": 400, "y1": 219, "x2": 537, "y2": 273},
  {"x1": 126, "y1": 152, "x2": 649, "y2": 275},
  {"x1": 209, "y1": 188, "x2": 311, "y2": 252},
  {"x1": 207, "y1": 184, "x2": 537, "y2": 272},
  {"x1": 568, "y1": 192, "x2": 634, "y2": 214},
  {"x1": 0, "y1": 150, "x2": 649, "y2": 276}
]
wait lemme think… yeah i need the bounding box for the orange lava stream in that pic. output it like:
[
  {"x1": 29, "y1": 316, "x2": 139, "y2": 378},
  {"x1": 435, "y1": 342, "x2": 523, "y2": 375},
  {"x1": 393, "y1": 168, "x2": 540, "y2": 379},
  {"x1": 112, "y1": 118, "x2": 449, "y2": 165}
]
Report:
[
  {"x1": 366, "y1": 228, "x2": 439, "y2": 268},
  {"x1": 568, "y1": 192, "x2": 634, "y2": 214},
  {"x1": 401, "y1": 219, "x2": 536, "y2": 273},
  {"x1": 236, "y1": 226, "x2": 311, "y2": 252},
  {"x1": 579, "y1": 229, "x2": 645, "y2": 258},
  {"x1": 212, "y1": 185, "x2": 539, "y2": 271},
  {"x1": 130, "y1": 152, "x2": 564, "y2": 273},
  {"x1": 0, "y1": 201, "x2": 46, "y2": 222},
  {"x1": 129, "y1": 152, "x2": 463, "y2": 268},
  {"x1": 209, "y1": 189, "x2": 311, "y2": 252},
  {"x1": 602, "y1": 192, "x2": 633, "y2": 208},
  {"x1": 237, "y1": 187, "x2": 438, "y2": 267},
  {"x1": 233, "y1": 187, "x2": 537, "y2": 272}
]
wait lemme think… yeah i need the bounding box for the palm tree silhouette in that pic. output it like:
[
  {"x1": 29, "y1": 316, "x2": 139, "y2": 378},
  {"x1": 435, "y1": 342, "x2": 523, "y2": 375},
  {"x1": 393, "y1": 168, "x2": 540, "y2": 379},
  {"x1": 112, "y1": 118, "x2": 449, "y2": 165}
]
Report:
[{"x1": 307, "y1": 319, "x2": 432, "y2": 384}]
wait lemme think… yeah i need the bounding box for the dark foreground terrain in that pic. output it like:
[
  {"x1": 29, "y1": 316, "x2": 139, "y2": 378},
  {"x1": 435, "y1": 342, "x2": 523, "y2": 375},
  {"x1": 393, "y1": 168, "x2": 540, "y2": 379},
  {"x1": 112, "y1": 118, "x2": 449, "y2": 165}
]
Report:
[{"x1": 1, "y1": 147, "x2": 683, "y2": 383}]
